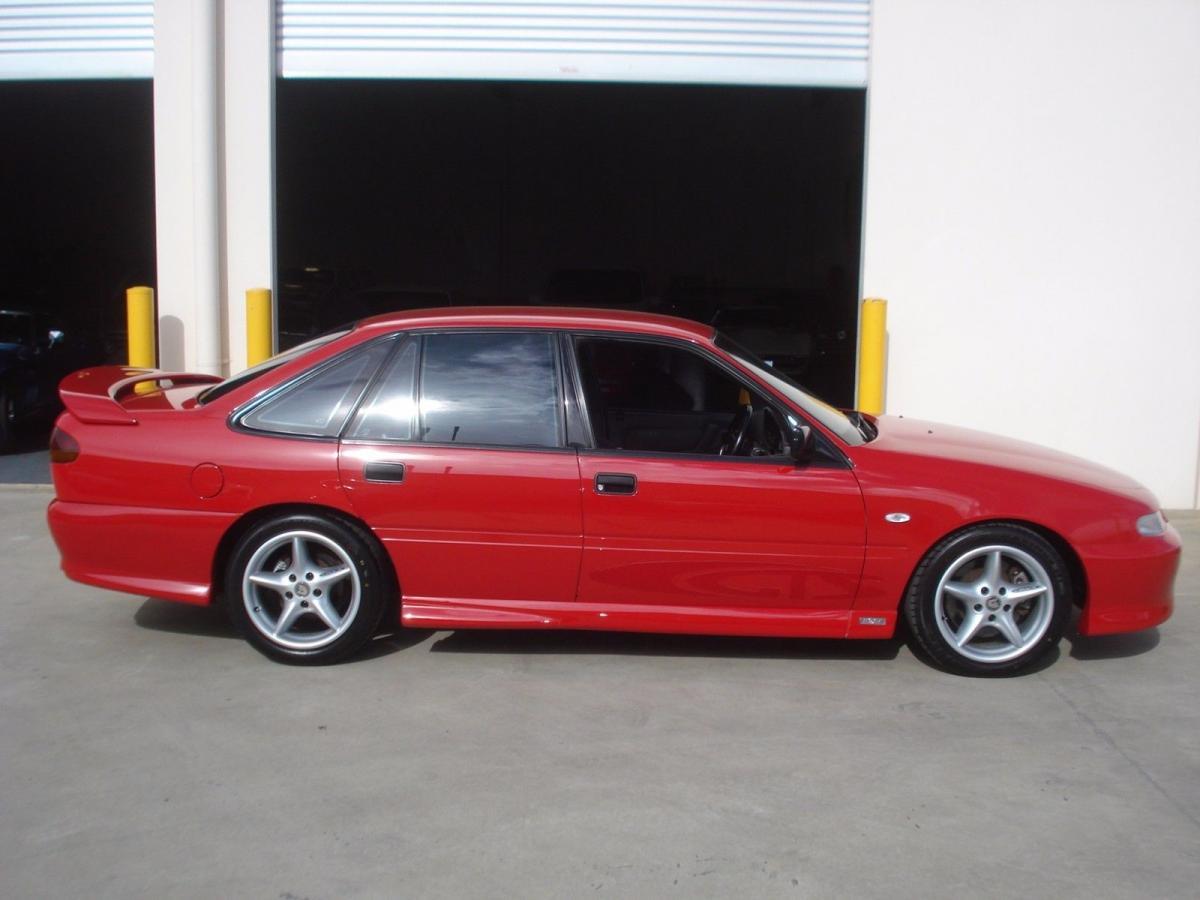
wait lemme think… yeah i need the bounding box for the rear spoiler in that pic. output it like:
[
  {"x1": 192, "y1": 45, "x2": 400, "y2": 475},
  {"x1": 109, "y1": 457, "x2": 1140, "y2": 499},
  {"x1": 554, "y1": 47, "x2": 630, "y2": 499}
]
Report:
[{"x1": 59, "y1": 366, "x2": 223, "y2": 425}]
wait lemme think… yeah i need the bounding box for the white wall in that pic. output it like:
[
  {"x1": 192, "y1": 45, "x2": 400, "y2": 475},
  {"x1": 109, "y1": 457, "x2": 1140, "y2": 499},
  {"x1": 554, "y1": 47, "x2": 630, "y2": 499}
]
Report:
[{"x1": 861, "y1": 0, "x2": 1200, "y2": 509}]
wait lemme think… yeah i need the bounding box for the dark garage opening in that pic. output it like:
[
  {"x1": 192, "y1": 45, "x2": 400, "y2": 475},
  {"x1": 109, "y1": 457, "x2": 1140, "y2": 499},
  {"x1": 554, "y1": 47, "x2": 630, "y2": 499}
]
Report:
[
  {"x1": 276, "y1": 80, "x2": 865, "y2": 406},
  {"x1": 1, "y1": 81, "x2": 154, "y2": 465},
  {"x1": 0, "y1": 80, "x2": 156, "y2": 361}
]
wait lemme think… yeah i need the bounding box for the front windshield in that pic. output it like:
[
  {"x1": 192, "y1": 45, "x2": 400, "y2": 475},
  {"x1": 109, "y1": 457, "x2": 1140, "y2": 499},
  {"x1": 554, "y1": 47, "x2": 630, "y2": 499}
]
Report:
[
  {"x1": 715, "y1": 332, "x2": 866, "y2": 446},
  {"x1": 197, "y1": 328, "x2": 352, "y2": 405}
]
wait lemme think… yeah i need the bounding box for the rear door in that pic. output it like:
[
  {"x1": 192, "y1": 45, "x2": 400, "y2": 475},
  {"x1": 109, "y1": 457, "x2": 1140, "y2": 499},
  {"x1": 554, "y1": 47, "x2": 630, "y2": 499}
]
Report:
[
  {"x1": 338, "y1": 331, "x2": 582, "y2": 607},
  {"x1": 571, "y1": 334, "x2": 865, "y2": 629}
]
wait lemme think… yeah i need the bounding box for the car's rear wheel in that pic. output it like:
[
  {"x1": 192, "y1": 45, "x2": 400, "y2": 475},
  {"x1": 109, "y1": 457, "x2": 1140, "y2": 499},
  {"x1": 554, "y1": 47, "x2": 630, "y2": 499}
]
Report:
[
  {"x1": 225, "y1": 513, "x2": 390, "y2": 664},
  {"x1": 0, "y1": 389, "x2": 14, "y2": 452},
  {"x1": 904, "y1": 524, "x2": 1071, "y2": 676}
]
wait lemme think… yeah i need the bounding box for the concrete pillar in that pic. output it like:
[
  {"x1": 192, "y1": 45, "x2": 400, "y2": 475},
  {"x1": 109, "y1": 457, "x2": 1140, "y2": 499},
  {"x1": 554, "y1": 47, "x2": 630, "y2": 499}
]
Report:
[
  {"x1": 223, "y1": 0, "x2": 277, "y2": 372},
  {"x1": 153, "y1": 0, "x2": 275, "y2": 375},
  {"x1": 153, "y1": 0, "x2": 223, "y2": 374}
]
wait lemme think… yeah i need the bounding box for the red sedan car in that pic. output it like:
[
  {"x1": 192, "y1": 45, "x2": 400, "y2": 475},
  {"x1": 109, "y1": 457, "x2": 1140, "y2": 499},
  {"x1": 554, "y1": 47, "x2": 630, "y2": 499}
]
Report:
[{"x1": 47, "y1": 308, "x2": 1179, "y2": 675}]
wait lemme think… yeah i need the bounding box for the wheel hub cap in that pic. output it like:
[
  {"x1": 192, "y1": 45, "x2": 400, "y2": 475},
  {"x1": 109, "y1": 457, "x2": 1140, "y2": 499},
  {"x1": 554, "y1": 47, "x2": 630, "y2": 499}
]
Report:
[
  {"x1": 242, "y1": 530, "x2": 361, "y2": 651},
  {"x1": 933, "y1": 544, "x2": 1055, "y2": 664}
]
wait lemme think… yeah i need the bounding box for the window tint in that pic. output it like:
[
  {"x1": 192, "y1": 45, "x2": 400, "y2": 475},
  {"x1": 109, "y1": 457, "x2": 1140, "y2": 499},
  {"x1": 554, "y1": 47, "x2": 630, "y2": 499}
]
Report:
[
  {"x1": 575, "y1": 337, "x2": 755, "y2": 454},
  {"x1": 419, "y1": 332, "x2": 560, "y2": 447},
  {"x1": 240, "y1": 339, "x2": 391, "y2": 437},
  {"x1": 347, "y1": 339, "x2": 418, "y2": 441},
  {"x1": 198, "y1": 328, "x2": 351, "y2": 406}
]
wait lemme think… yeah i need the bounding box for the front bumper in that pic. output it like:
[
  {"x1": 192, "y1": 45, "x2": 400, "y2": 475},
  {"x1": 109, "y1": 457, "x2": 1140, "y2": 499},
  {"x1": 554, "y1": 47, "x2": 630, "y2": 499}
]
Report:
[{"x1": 1077, "y1": 524, "x2": 1181, "y2": 636}]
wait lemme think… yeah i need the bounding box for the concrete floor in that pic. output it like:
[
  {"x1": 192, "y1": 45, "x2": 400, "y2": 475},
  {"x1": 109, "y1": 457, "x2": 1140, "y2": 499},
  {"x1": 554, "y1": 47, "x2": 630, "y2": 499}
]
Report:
[{"x1": 2, "y1": 487, "x2": 1197, "y2": 899}]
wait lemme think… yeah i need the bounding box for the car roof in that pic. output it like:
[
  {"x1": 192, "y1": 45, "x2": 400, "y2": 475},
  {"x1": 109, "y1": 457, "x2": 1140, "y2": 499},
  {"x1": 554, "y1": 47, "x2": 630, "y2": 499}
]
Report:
[{"x1": 353, "y1": 305, "x2": 714, "y2": 342}]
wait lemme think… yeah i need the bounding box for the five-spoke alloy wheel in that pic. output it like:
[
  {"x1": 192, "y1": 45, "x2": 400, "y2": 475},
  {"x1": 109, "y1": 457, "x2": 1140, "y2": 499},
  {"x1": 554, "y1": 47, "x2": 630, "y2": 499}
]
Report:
[
  {"x1": 226, "y1": 513, "x2": 391, "y2": 664},
  {"x1": 905, "y1": 524, "x2": 1072, "y2": 676}
]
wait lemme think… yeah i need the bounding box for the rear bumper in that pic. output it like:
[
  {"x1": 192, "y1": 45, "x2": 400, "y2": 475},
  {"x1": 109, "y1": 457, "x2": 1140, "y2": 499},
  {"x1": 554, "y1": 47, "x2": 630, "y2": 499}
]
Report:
[
  {"x1": 47, "y1": 499, "x2": 237, "y2": 605},
  {"x1": 1077, "y1": 524, "x2": 1181, "y2": 636}
]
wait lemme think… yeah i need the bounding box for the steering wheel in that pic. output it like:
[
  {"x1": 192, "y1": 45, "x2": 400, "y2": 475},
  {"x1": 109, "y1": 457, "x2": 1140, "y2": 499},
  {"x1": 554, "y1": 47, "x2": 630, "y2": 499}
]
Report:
[{"x1": 719, "y1": 405, "x2": 753, "y2": 456}]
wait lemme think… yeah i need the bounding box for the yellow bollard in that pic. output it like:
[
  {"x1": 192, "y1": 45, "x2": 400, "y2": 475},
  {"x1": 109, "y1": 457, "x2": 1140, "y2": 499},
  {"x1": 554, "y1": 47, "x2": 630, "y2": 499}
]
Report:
[
  {"x1": 856, "y1": 298, "x2": 888, "y2": 414},
  {"x1": 126, "y1": 286, "x2": 156, "y2": 369},
  {"x1": 246, "y1": 287, "x2": 273, "y2": 368}
]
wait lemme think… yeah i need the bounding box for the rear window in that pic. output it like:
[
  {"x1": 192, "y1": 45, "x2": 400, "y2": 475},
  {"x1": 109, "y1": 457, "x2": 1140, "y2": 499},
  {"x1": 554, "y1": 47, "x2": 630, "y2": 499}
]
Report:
[{"x1": 197, "y1": 328, "x2": 351, "y2": 406}]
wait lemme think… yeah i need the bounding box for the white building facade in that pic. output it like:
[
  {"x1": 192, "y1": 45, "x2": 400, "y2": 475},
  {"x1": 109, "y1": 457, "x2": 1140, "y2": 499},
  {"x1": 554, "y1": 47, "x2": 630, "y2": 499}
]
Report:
[{"x1": 2, "y1": 0, "x2": 1198, "y2": 508}]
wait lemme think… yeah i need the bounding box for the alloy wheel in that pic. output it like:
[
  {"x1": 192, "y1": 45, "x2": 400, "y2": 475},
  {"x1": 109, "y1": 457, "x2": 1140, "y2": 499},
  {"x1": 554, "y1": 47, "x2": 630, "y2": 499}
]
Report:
[
  {"x1": 933, "y1": 544, "x2": 1055, "y2": 664},
  {"x1": 241, "y1": 530, "x2": 361, "y2": 651}
]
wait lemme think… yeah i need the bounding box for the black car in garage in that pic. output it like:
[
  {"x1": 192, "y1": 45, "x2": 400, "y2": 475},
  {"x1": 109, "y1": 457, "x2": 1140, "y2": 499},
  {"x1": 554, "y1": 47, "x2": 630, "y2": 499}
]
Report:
[{"x1": 0, "y1": 309, "x2": 73, "y2": 451}]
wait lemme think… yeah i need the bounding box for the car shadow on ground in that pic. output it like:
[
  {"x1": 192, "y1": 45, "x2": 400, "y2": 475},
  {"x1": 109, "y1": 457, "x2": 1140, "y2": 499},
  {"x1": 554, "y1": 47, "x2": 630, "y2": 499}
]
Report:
[
  {"x1": 133, "y1": 598, "x2": 436, "y2": 660},
  {"x1": 428, "y1": 628, "x2": 905, "y2": 662},
  {"x1": 134, "y1": 598, "x2": 239, "y2": 639},
  {"x1": 1065, "y1": 627, "x2": 1161, "y2": 660},
  {"x1": 131, "y1": 598, "x2": 904, "y2": 662},
  {"x1": 135, "y1": 597, "x2": 1148, "y2": 668}
]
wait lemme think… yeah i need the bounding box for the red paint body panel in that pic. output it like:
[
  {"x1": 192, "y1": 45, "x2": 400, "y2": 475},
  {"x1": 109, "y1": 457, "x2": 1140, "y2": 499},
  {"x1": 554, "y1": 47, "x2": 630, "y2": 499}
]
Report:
[
  {"x1": 1074, "y1": 526, "x2": 1179, "y2": 635},
  {"x1": 846, "y1": 415, "x2": 1179, "y2": 640},
  {"x1": 44, "y1": 307, "x2": 1177, "y2": 652},
  {"x1": 48, "y1": 499, "x2": 235, "y2": 604},
  {"x1": 576, "y1": 454, "x2": 865, "y2": 611},
  {"x1": 401, "y1": 598, "x2": 851, "y2": 638},
  {"x1": 338, "y1": 443, "x2": 583, "y2": 605},
  {"x1": 59, "y1": 366, "x2": 221, "y2": 424}
]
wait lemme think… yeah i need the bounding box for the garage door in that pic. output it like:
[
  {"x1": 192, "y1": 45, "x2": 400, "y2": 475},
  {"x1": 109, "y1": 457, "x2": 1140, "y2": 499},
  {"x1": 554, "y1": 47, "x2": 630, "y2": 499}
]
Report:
[
  {"x1": 278, "y1": 0, "x2": 870, "y2": 87},
  {"x1": 0, "y1": 0, "x2": 152, "y2": 80}
]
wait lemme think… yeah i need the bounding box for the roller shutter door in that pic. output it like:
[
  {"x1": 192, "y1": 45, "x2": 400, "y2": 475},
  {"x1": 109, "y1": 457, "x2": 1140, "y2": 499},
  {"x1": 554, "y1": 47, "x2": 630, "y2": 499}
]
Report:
[
  {"x1": 0, "y1": 0, "x2": 152, "y2": 80},
  {"x1": 278, "y1": 0, "x2": 869, "y2": 88}
]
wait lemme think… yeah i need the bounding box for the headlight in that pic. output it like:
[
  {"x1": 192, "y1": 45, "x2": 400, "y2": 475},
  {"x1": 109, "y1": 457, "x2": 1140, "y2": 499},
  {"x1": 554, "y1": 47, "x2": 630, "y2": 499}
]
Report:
[{"x1": 1136, "y1": 511, "x2": 1167, "y2": 537}]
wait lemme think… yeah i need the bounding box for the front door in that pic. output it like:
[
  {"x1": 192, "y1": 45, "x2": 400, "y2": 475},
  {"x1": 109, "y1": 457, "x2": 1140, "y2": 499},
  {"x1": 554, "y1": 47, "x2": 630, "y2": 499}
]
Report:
[
  {"x1": 571, "y1": 334, "x2": 865, "y2": 632},
  {"x1": 338, "y1": 331, "x2": 582, "y2": 608}
]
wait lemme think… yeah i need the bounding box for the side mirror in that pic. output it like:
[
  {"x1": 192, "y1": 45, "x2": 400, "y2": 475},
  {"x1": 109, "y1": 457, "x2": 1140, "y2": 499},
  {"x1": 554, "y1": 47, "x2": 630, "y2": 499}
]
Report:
[
  {"x1": 47, "y1": 329, "x2": 65, "y2": 349},
  {"x1": 790, "y1": 424, "x2": 815, "y2": 464}
]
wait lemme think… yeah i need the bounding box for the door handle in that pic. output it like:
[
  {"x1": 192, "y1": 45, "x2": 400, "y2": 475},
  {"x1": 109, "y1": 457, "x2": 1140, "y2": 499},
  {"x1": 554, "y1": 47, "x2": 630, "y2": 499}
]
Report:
[
  {"x1": 364, "y1": 461, "x2": 406, "y2": 483},
  {"x1": 595, "y1": 473, "x2": 636, "y2": 495}
]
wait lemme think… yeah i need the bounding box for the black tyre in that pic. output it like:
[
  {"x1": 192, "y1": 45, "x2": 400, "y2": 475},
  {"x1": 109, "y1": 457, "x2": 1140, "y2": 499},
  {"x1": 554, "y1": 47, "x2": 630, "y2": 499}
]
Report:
[
  {"x1": 0, "y1": 389, "x2": 14, "y2": 453},
  {"x1": 904, "y1": 523, "x2": 1072, "y2": 676},
  {"x1": 225, "y1": 512, "x2": 392, "y2": 664}
]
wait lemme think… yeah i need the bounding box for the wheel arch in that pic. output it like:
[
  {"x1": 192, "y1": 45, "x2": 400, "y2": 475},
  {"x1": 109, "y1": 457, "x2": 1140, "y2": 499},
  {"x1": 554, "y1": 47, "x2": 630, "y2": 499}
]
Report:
[
  {"x1": 210, "y1": 502, "x2": 399, "y2": 611},
  {"x1": 903, "y1": 517, "x2": 1088, "y2": 612}
]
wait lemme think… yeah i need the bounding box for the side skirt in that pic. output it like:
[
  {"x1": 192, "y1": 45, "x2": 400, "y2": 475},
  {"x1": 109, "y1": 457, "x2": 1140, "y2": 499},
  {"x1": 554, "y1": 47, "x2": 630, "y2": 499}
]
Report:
[{"x1": 400, "y1": 597, "x2": 899, "y2": 640}]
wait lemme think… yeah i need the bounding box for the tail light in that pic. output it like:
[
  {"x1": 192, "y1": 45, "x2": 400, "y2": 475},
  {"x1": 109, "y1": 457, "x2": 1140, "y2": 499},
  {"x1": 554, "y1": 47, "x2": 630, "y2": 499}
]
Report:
[{"x1": 49, "y1": 427, "x2": 80, "y2": 463}]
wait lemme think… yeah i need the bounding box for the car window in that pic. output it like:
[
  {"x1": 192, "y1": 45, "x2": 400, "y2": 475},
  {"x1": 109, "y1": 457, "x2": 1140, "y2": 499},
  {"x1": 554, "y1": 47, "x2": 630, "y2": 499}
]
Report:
[
  {"x1": 198, "y1": 328, "x2": 352, "y2": 405},
  {"x1": 574, "y1": 336, "x2": 766, "y2": 455},
  {"x1": 346, "y1": 338, "x2": 418, "y2": 441},
  {"x1": 239, "y1": 339, "x2": 391, "y2": 438},
  {"x1": 418, "y1": 332, "x2": 561, "y2": 447},
  {"x1": 714, "y1": 333, "x2": 866, "y2": 446}
]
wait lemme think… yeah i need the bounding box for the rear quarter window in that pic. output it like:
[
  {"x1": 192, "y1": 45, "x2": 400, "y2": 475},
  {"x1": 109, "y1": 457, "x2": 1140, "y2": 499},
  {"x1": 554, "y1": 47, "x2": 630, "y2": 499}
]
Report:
[{"x1": 237, "y1": 339, "x2": 391, "y2": 438}]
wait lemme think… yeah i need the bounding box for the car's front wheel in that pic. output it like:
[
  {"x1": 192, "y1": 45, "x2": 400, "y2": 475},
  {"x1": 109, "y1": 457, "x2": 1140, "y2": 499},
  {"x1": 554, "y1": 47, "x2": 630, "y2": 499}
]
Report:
[
  {"x1": 904, "y1": 524, "x2": 1072, "y2": 676},
  {"x1": 225, "y1": 512, "x2": 391, "y2": 664}
]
